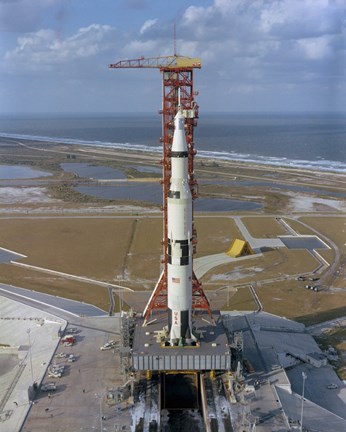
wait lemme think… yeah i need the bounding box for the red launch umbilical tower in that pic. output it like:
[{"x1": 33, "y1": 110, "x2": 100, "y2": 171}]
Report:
[{"x1": 109, "y1": 55, "x2": 213, "y2": 322}]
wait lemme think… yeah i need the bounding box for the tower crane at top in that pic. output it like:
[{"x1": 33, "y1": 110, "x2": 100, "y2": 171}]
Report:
[
  {"x1": 109, "y1": 54, "x2": 201, "y2": 69},
  {"x1": 109, "y1": 53, "x2": 213, "y2": 324}
]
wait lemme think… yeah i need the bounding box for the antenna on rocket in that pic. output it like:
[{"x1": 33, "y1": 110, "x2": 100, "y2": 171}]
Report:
[{"x1": 173, "y1": 22, "x2": 177, "y2": 56}]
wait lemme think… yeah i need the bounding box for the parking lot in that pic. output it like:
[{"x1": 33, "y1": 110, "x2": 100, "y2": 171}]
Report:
[{"x1": 22, "y1": 316, "x2": 130, "y2": 432}]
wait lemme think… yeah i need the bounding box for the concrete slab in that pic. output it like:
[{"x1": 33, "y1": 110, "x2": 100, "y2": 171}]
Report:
[
  {"x1": 0, "y1": 296, "x2": 66, "y2": 432},
  {"x1": 0, "y1": 247, "x2": 26, "y2": 263},
  {"x1": 132, "y1": 313, "x2": 231, "y2": 371},
  {"x1": 22, "y1": 317, "x2": 126, "y2": 432},
  {"x1": 223, "y1": 311, "x2": 346, "y2": 430},
  {"x1": 194, "y1": 252, "x2": 260, "y2": 279},
  {"x1": 276, "y1": 386, "x2": 346, "y2": 432},
  {"x1": 279, "y1": 235, "x2": 329, "y2": 250}
]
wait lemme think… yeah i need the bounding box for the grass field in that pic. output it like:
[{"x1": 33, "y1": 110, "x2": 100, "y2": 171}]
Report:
[
  {"x1": 241, "y1": 217, "x2": 288, "y2": 237},
  {"x1": 0, "y1": 142, "x2": 345, "y2": 323},
  {"x1": 0, "y1": 214, "x2": 345, "y2": 322}
]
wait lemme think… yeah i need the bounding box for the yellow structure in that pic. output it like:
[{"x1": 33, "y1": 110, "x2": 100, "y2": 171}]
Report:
[
  {"x1": 109, "y1": 55, "x2": 201, "y2": 69},
  {"x1": 227, "y1": 239, "x2": 254, "y2": 258}
]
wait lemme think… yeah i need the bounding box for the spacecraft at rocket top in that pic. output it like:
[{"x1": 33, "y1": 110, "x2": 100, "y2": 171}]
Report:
[{"x1": 167, "y1": 107, "x2": 197, "y2": 346}]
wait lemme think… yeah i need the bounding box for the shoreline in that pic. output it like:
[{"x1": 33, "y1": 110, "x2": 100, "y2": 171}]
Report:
[
  {"x1": 1, "y1": 134, "x2": 346, "y2": 174},
  {"x1": 0, "y1": 136, "x2": 346, "y2": 215}
]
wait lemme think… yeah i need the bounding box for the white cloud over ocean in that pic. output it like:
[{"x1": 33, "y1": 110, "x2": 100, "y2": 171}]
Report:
[
  {"x1": 4, "y1": 24, "x2": 115, "y2": 70},
  {"x1": 0, "y1": 0, "x2": 345, "y2": 113}
]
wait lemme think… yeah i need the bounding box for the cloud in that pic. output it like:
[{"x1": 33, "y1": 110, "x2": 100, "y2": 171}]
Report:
[
  {"x1": 179, "y1": 1, "x2": 345, "y2": 73},
  {"x1": 140, "y1": 19, "x2": 158, "y2": 35},
  {"x1": 122, "y1": 39, "x2": 160, "y2": 57},
  {"x1": 1, "y1": 0, "x2": 345, "y2": 113},
  {"x1": 298, "y1": 36, "x2": 333, "y2": 60},
  {"x1": 4, "y1": 24, "x2": 116, "y2": 71}
]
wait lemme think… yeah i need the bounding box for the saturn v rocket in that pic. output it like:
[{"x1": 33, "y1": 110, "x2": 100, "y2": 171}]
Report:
[{"x1": 167, "y1": 107, "x2": 196, "y2": 345}]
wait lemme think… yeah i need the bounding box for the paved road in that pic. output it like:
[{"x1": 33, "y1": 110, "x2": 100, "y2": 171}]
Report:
[
  {"x1": 0, "y1": 247, "x2": 26, "y2": 263},
  {"x1": 233, "y1": 216, "x2": 285, "y2": 251},
  {"x1": 0, "y1": 283, "x2": 107, "y2": 318},
  {"x1": 194, "y1": 251, "x2": 262, "y2": 279}
]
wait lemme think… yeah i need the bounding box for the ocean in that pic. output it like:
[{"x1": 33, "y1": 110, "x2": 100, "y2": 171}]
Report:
[{"x1": 0, "y1": 112, "x2": 345, "y2": 172}]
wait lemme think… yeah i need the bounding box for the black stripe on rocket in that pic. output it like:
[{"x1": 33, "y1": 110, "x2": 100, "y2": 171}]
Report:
[
  {"x1": 167, "y1": 238, "x2": 192, "y2": 265},
  {"x1": 171, "y1": 151, "x2": 188, "y2": 158}
]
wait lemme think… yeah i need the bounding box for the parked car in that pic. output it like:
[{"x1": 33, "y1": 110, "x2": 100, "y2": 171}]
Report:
[
  {"x1": 100, "y1": 341, "x2": 116, "y2": 351},
  {"x1": 61, "y1": 335, "x2": 76, "y2": 345},
  {"x1": 327, "y1": 383, "x2": 338, "y2": 389},
  {"x1": 41, "y1": 383, "x2": 56, "y2": 392},
  {"x1": 48, "y1": 372, "x2": 62, "y2": 378}
]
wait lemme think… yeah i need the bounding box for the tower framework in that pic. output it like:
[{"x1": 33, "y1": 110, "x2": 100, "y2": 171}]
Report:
[{"x1": 109, "y1": 56, "x2": 213, "y2": 321}]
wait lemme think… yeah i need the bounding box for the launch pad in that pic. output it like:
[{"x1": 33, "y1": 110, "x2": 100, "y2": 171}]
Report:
[{"x1": 131, "y1": 312, "x2": 231, "y2": 371}]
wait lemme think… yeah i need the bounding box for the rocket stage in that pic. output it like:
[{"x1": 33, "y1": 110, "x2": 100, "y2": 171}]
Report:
[{"x1": 131, "y1": 312, "x2": 231, "y2": 371}]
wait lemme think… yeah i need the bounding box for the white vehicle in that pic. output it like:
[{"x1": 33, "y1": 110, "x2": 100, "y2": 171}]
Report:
[
  {"x1": 48, "y1": 372, "x2": 62, "y2": 378},
  {"x1": 327, "y1": 383, "x2": 338, "y2": 389},
  {"x1": 51, "y1": 363, "x2": 64, "y2": 370},
  {"x1": 55, "y1": 352, "x2": 66, "y2": 358},
  {"x1": 50, "y1": 365, "x2": 64, "y2": 373},
  {"x1": 68, "y1": 328, "x2": 79, "y2": 334},
  {"x1": 100, "y1": 342, "x2": 114, "y2": 351},
  {"x1": 63, "y1": 342, "x2": 73, "y2": 347},
  {"x1": 41, "y1": 383, "x2": 56, "y2": 392},
  {"x1": 68, "y1": 354, "x2": 76, "y2": 362},
  {"x1": 49, "y1": 367, "x2": 65, "y2": 373}
]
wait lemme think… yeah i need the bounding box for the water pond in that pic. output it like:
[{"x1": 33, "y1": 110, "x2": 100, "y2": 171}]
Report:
[
  {"x1": 0, "y1": 165, "x2": 52, "y2": 179},
  {"x1": 75, "y1": 184, "x2": 263, "y2": 212}
]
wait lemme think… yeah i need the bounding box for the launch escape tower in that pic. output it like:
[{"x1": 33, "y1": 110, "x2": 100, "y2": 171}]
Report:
[{"x1": 109, "y1": 55, "x2": 213, "y2": 326}]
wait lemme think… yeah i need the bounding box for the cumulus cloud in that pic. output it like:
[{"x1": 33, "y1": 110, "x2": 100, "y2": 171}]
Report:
[
  {"x1": 1, "y1": 0, "x2": 345, "y2": 113},
  {"x1": 179, "y1": 1, "x2": 345, "y2": 76},
  {"x1": 172, "y1": 0, "x2": 345, "y2": 111},
  {"x1": 4, "y1": 24, "x2": 115, "y2": 71}
]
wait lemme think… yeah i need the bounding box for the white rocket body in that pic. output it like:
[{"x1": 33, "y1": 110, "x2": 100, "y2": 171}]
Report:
[{"x1": 167, "y1": 109, "x2": 195, "y2": 345}]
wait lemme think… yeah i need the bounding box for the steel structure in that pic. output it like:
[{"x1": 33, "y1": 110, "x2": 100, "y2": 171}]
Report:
[{"x1": 109, "y1": 55, "x2": 213, "y2": 322}]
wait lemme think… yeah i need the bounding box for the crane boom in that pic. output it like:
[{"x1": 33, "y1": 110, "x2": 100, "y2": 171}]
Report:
[{"x1": 109, "y1": 55, "x2": 201, "y2": 69}]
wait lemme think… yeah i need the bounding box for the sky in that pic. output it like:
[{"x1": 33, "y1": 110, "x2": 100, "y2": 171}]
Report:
[{"x1": 0, "y1": 0, "x2": 345, "y2": 114}]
